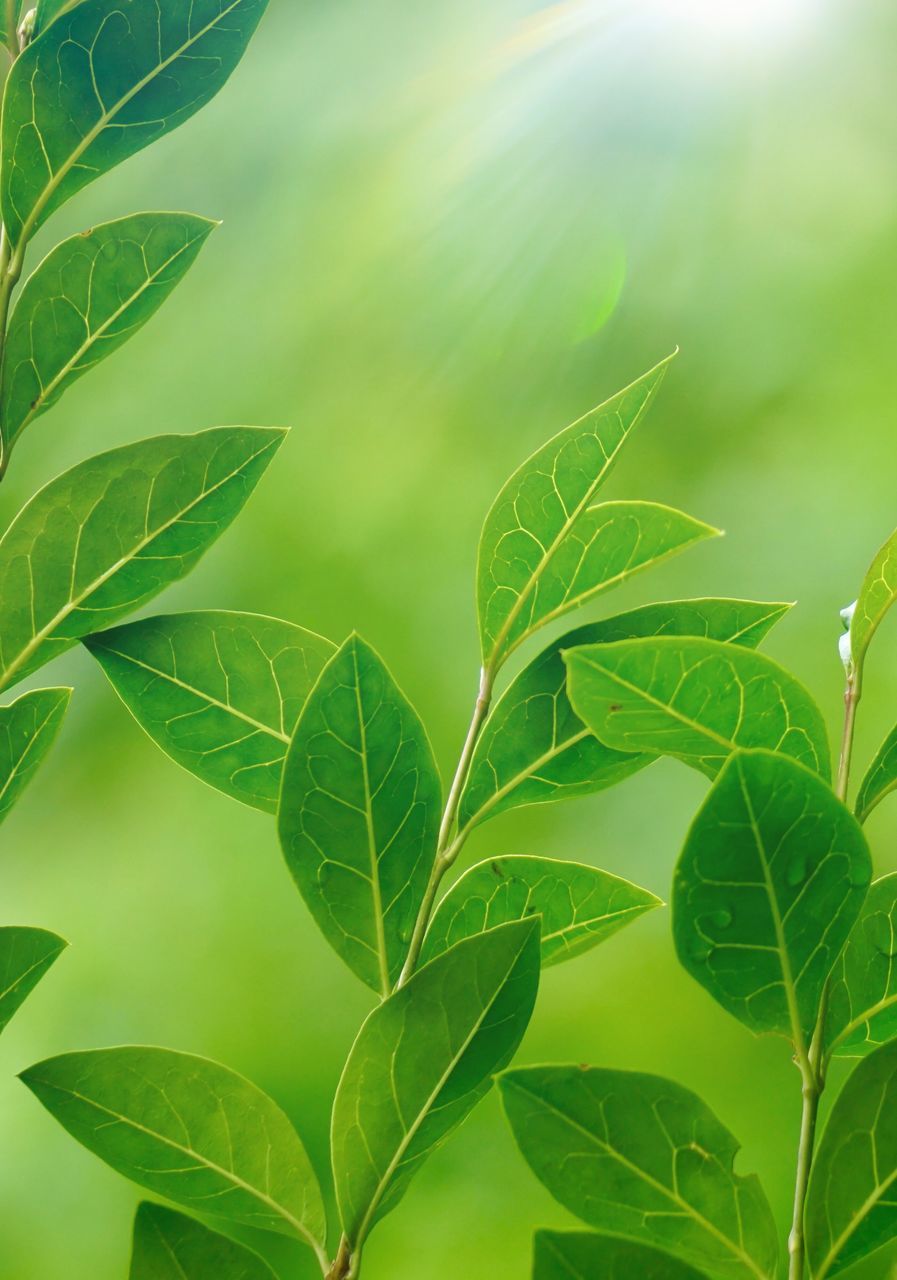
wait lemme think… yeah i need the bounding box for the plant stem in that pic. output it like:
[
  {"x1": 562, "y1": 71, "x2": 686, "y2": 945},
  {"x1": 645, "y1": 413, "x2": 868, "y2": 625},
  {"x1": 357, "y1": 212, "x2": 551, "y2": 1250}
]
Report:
[
  {"x1": 4, "y1": 0, "x2": 17, "y2": 54},
  {"x1": 396, "y1": 663, "x2": 495, "y2": 987},
  {"x1": 836, "y1": 670, "x2": 860, "y2": 805},
  {"x1": 326, "y1": 1235, "x2": 352, "y2": 1280}
]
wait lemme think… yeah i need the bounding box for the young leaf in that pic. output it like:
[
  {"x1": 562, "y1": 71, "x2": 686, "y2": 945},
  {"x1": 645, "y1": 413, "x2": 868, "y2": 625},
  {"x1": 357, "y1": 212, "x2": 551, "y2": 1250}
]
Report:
[
  {"x1": 500, "y1": 1065, "x2": 778, "y2": 1280},
  {"x1": 1, "y1": 0, "x2": 269, "y2": 248},
  {"x1": 0, "y1": 426, "x2": 284, "y2": 694},
  {"x1": 850, "y1": 525, "x2": 897, "y2": 684},
  {"x1": 130, "y1": 1202, "x2": 276, "y2": 1280},
  {"x1": 855, "y1": 724, "x2": 897, "y2": 822},
  {"x1": 533, "y1": 1232, "x2": 713, "y2": 1280},
  {"x1": 21, "y1": 1046, "x2": 327, "y2": 1257},
  {"x1": 477, "y1": 356, "x2": 672, "y2": 669},
  {"x1": 0, "y1": 927, "x2": 66, "y2": 1035},
  {"x1": 565, "y1": 636, "x2": 830, "y2": 779},
  {"x1": 826, "y1": 873, "x2": 897, "y2": 1058},
  {"x1": 331, "y1": 919, "x2": 540, "y2": 1253},
  {"x1": 419, "y1": 855, "x2": 660, "y2": 969},
  {"x1": 480, "y1": 497, "x2": 718, "y2": 670},
  {"x1": 673, "y1": 749, "x2": 871, "y2": 1047},
  {"x1": 278, "y1": 635, "x2": 441, "y2": 995},
  {"x1": 85, "y1": 611, "x2": 335, "y2": 813},
  {"x1": 806, "y1": 1039, "x2": 897, "y2": 1278},
  {"x1": 459, "y1": 598, "x2": 791, "y2": 832},
  {"x1": 2, "y1": 213, "x2": 216, "y2": 451},
  {"x1": 0, "y1": 686, "x2": 70, "y2": 825}
]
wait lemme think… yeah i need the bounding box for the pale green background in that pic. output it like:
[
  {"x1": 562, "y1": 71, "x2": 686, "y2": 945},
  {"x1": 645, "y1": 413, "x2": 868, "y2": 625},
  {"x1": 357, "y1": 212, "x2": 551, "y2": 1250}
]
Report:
[{"x1": 1, "y1": 0, "x2": 897, "y2": 1276}]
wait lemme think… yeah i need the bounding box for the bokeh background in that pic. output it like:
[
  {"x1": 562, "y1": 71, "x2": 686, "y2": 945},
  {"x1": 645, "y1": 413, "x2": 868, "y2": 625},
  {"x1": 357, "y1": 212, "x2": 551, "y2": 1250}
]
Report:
[{"x1": 1, "y1": 0, "x2": 896, "y2": 1275}]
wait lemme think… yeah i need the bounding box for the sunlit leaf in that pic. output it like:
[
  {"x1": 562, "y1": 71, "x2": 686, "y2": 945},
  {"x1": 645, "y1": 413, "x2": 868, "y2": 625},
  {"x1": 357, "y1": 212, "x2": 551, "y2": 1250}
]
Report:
[
  {"x1": 565, "y1": 636, "x2": 830, "y2": 779},
  {"x1": 827, "y1": 873, "x2": 897, "y2": 1058},
  {"x1": 0, "y1": 927, "x2": 66, "y2": 1035},
  {"x1": 477, "y1": 356, "x2": 676, "y2": 668},
  {"x1": 2, "y1": 213, "x2": 215, "y2": 451},
  {"x1": 500, "y1": 1065, "x2": 778, "y2": 1280},
  {"x1": 1, "y1": 0, "x2": 269, "y2": 248},
  {"x1": 806, "y1": 1039, "x2": 897, "y2": 1278},
  {"x1": 0, "y1": 686, "x2": 70, "y2": 825},
  {"x1": 332, "y1": 920, "x2": 540, "y2": 1254},
  {"x1": 674, "y1": 749, "x2": 870, "y2": 1045},
  {"x1": 278, "y1": 634, "x2": 441, "y2": 994},
  {"x1": 855, "y1": 725, "x2": 897, "y2": 823},
  {"x1": 129, "y1": 1202, "x2": 276, "y2": 1280},
  {"x1": 533, "y1": 1232, "x2": 712, "y2": 1280},
  {"x1": 0, "y1": 426, "x2": 285, "y2": 694},
  {"x1": 85, "y1": 611, "x2": 334, "y2": 813},
  {"x1": 21, "y1": 1046, "x2": 327, "y2": 1255},
  {"x1": 850, "y1": 525, "x2": 897, "y2": 684},
  {"x1": 420, "y1": 855, "x2": 660, "y2": 969},
  {"x1": 459, "y1": 598, "x2": 791, "y2": 831}
]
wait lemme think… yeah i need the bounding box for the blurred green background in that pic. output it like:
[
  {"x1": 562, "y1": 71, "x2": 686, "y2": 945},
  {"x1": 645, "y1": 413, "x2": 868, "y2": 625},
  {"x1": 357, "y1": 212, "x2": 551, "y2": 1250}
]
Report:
[{"x1": 2, "y1": 0, "x2": 897, "y2": 1275}]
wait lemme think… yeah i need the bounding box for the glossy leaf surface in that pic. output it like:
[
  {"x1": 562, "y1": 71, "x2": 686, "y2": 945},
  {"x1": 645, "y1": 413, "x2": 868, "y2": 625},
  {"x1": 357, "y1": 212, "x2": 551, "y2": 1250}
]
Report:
[
  {"x1": 420, "y1": 855, "x2": 660, "y2": 969},
  {"x1": 0, "y1": 427, "x2": 284, "y2": 693},
  {"x1": 827, "y1": 873, "x2": 897, "y2": 1058},
  {"x1": 534, "y1": 1232, "x2": 712, "y2": 1280},
  {"x1": 674, "y1": 750, "x2": 870, "y2": 1045},
  {"x1": 0, "y1": 927, "x2": 66, "y2": 1035},
  {"x1": 0, "y1": 686, "x2": 70, "y2": 824},
  {"x1": 86, "y1": 611, "x2": 334, "y2": 812},
  {"x1": 332, "y1": 920, "x2": 540, "y2": 1251},
  {"x1": 565, "y1": 636, "x2": 830, "y2": 779},
  {"x1": 130, "y1": 1202, "x2": 276, "y2": 1280}
]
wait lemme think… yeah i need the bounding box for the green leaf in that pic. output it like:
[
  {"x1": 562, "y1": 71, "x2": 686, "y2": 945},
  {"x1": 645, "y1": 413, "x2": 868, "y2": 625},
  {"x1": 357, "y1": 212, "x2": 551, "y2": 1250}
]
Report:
[
  {"x1": 278, "y1": 634, "x2": 441, "y2": 995},
  {"x1": 673, "y1": 749, "x2": 870, "y2": 1046},
  {"x1": 332, "y1": 919, "x2": 540, "y2": 1253},
  {"x1": 855, "y1": 725, "x2": 897, "y2": 822},
  {"x1": 479, "y1": 494, "x2": 717, "y2": 671},
  {"x1": 85, "y1": 611, "x2": 334, "y2": 813},
  {"x1": 130, "y1": 1202, "x2": 276, "y2": 1280},
  {"x1": 0, "y1": 426, "x2": 284, "y2": 694},
  {"x1": 21, "y1": 1046, "x2": 327, "y2": 1258},
  {"x1": 477, "y1": 355, "x2": 678, "y2": 668},
  {"x1": 1, "y1": 0, "x2": 269, "y2": 249},
  {"x1": 533, "y1": 1232, "x2": 713, "y2": 1280},
  {"x1": 826, "y1": 873, "x2": 897, "y2": 1058},
  {"x1": 806, "y1": 1039, "x2": 897, "y2": 1278},
  {"x1": 0, "y1": 926, "x2": 66, "y2": 1035},
  {"x1": 420, "y1": 856, "x2": 660, "y2": 970},
  {"x1": 500, "y1": 1065, "x2": 778, "y2": 1280},
  {"x1": 459, "y1": 599, "x2": 791, "y2": 831},
  {"x1": 850, "y1": 526, "x2": 897, "y2": 685},
  {"x1": 33, "y1": 0, "x2": 83, "y2": 36},
  {"x1": 565, "y1": 635, "x2": 830, "y2": 779},
  {"x1": 2, "y1": 213, "x2": 215, "y2": 451},
  {"x1": 0, "y1": 686, "x2": 70, "y2": 824}
]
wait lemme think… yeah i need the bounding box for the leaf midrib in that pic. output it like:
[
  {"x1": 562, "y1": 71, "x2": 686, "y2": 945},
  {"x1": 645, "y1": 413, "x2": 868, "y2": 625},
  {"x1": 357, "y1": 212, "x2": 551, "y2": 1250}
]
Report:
[
  {"x1": 815, "y1": 1161, "x2": 897, "y2": 1279},
  {"x1": 506, "y1": 1076, "x2": 769, "y2": 1280},
  {"x1": 0, "y1": 432, "x2": 277, "y2": 693},
  {"x1": 0, "y1": 691, "x2": 65, "y2": 810}
]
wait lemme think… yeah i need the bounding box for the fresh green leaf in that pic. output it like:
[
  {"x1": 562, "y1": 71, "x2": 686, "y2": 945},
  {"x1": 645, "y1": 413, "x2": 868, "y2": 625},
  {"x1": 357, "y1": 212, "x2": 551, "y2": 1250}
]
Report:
[
  {"x1": 130, "y1": 1202, "x2": 276, "y2": 1280},
  {"x1": 459, "y1": 598, "x2": 791, "y2": 831},
  {"x1": 2, "y1": 213, "x2": 215, "y2": 451},
  {"x1": 420, "y1": 855, "x2": 660, "y2": 969},
  {"x1": 565, "y1": 635, "x2": 830, "y2": 779},
  {"x1": 0, "y1": 686, "x2": 70, "y2": 824},
  {"x1": 850, "y1": 526, "x2": 897, "y2": 685},
  {"x1": 855, "y1": 725, "x2": 897, "y2": 822},
  {"x1": 480, "y1": 494, "x2": 717, "y2": 670},
  {"x1": 278, "y1": 634, "x2": 441, "y2": 995},
  {"x1": 827, "y1": 873, "x2": 897, "y2": 1058},
  {"x1": 332, "y1": 919, "x2": 540, "y2": 1253},
  {"x1": 21, "y1": 1046, "x2": 326, "y2": 1257},
  {"x1": 0, "y1": 426, "x2": 284, "y2": 694},
  {"x1": 806, "y1": 1039, "x2": 897, "y2": 1278},
  {"x1": 85, "y1": 611, "x2": 334, "y2": 813},
  {"x1": 500, "y1": 1065, "x2": 778, "y2": 1280},
  {"x1": 477, "y1": 356, "x2": 675, "y2": 668},
  {"x1": 33, "y1": 0, "x2": 83, "y2": 36},
  {"x1": 674, "y1": 749, "x2": 870, "y2": 1046},
  {"x1": 1, "y1": 0, "x2": 269, "y2": 248},
  {"x1": 0, "y1": 927, "x2": 66, "y2": 1035},
  {"x1": 533, "y1": 1232, "x2": 713, "y2": 1280}
]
